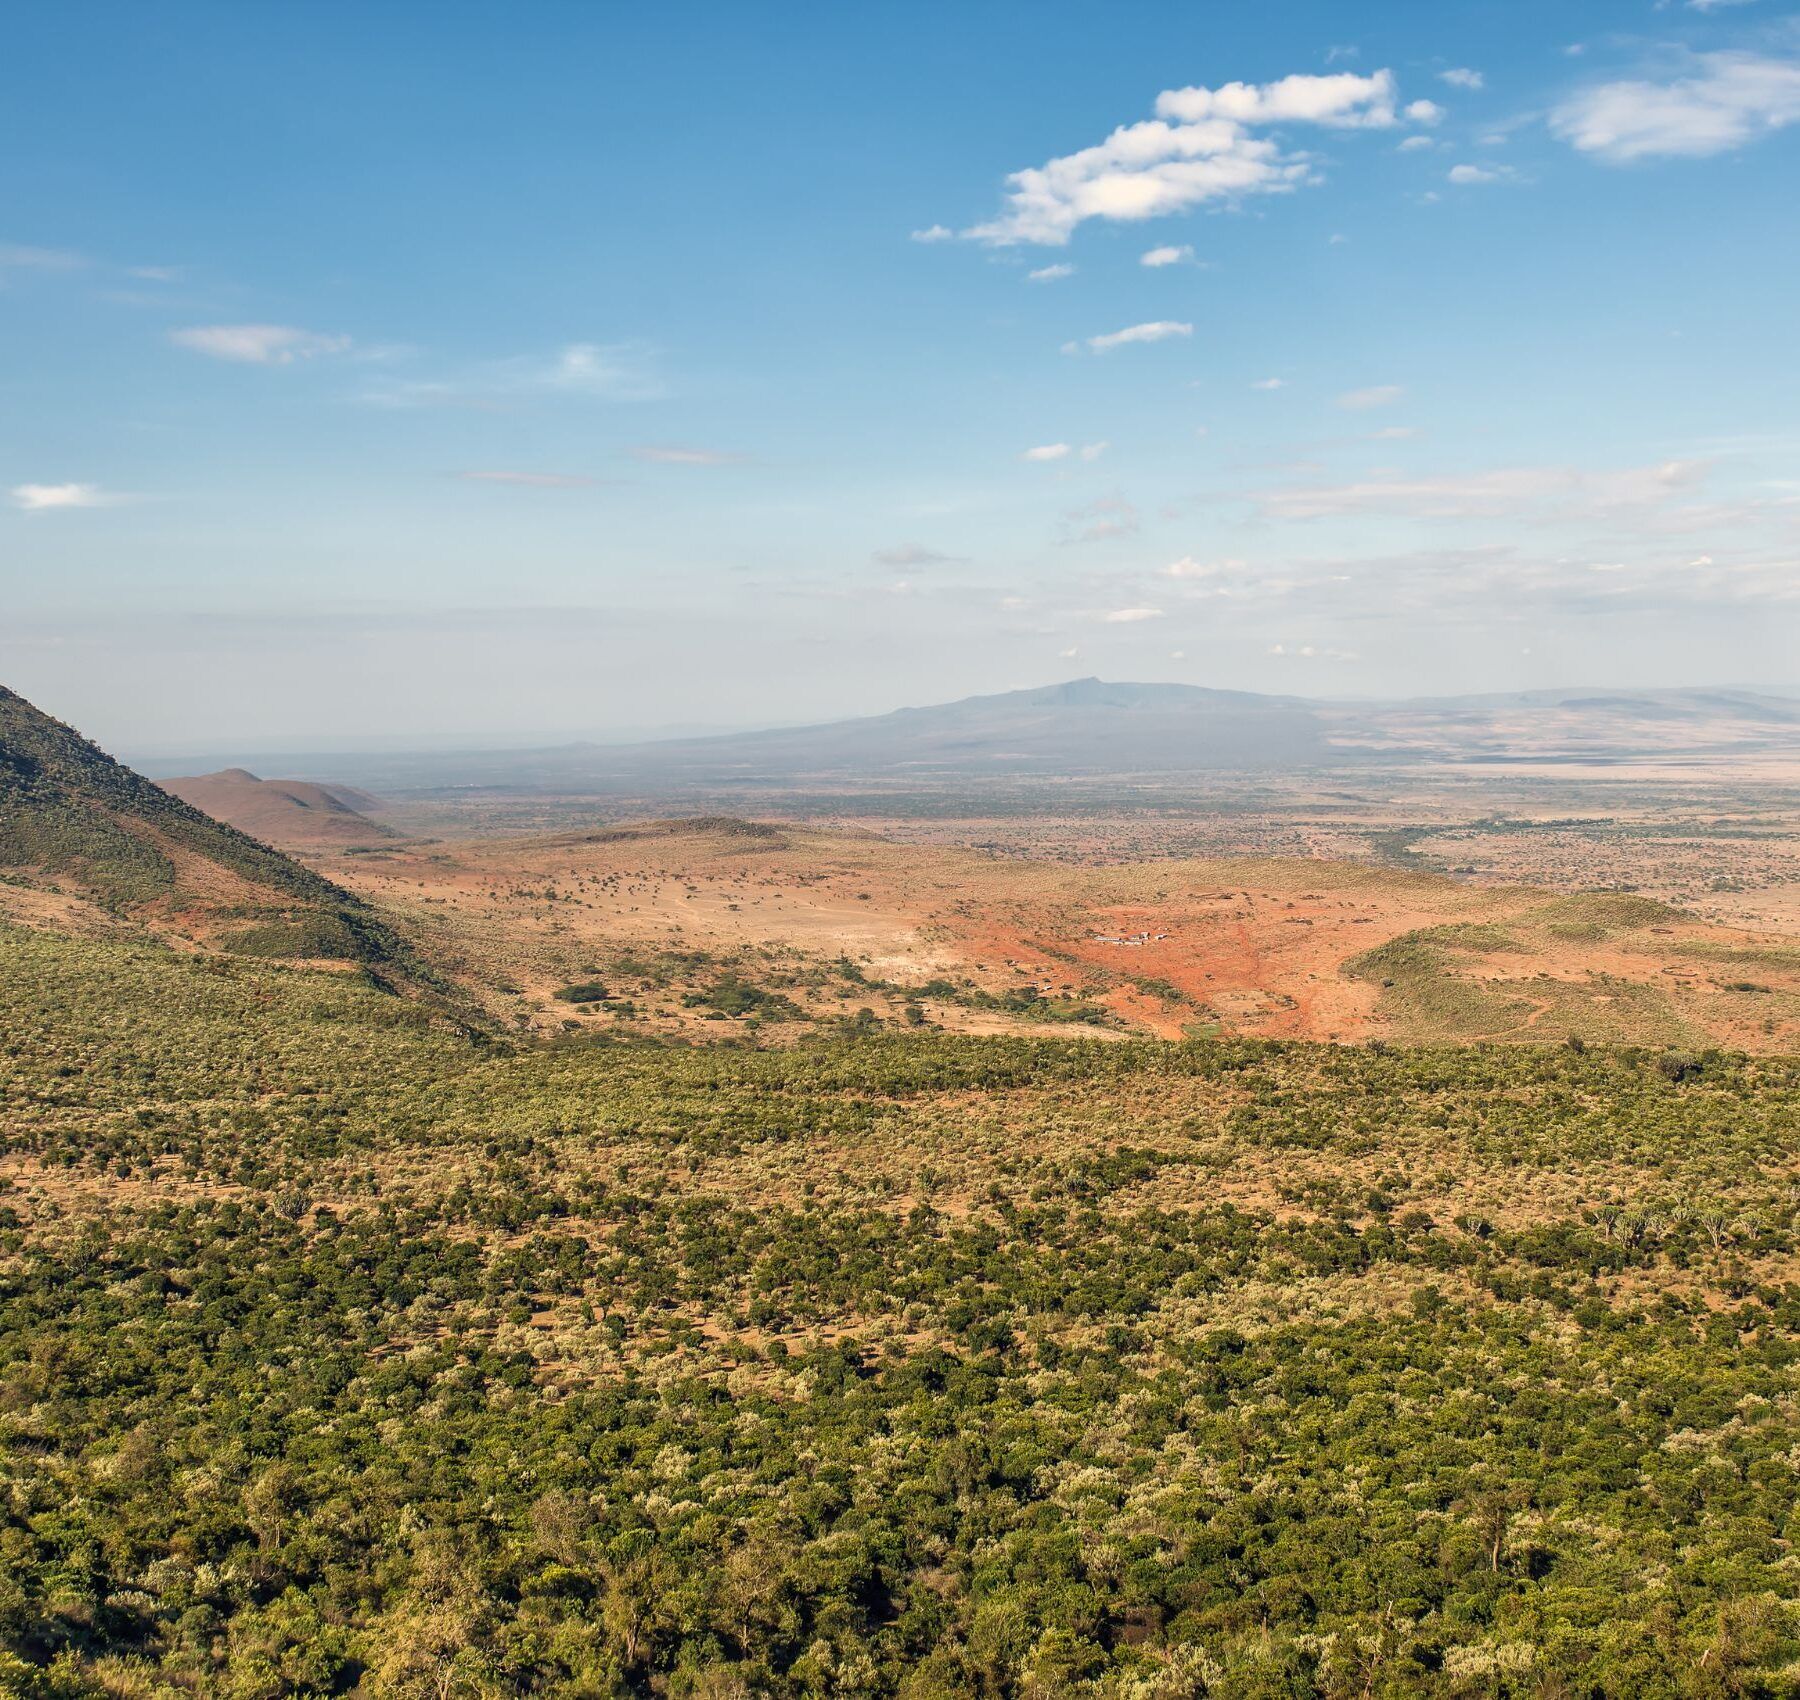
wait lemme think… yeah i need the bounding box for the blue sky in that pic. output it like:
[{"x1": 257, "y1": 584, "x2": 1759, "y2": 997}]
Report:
[{"x1": 4, "y1": 1, "x2": 1798, "y2": 751}]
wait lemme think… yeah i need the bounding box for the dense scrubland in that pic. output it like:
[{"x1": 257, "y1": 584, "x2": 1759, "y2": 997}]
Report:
[{"x1": 7, "y1": 920, "x2": 1800, "y2": 1698}]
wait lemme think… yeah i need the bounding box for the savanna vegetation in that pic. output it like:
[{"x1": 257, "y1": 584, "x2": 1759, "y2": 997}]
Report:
[{"x1": 7, "y1": 916, "x2": 1800, "y2": 1699}]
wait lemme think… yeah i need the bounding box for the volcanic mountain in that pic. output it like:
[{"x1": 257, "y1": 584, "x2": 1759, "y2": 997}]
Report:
[{"x1": 161, "y1": 768, "x2": 397, "y2": 848}]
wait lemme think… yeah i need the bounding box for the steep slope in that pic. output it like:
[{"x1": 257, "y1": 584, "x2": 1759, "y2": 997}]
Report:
[
  {"x1": 0, "y1": 685, "x2": 410, "y2": 974},
  {"x1": 161, "y1": 767, "x2": 397, "y2": 848}
]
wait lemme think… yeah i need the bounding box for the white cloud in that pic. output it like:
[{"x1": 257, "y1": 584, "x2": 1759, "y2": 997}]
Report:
[
  {"x1": 1140, "y1": 243, "x2": 1194, "y2": 267},
  {"x1": 1440, "y1": 68, "x2": 1485, "y2": 90},
  {"x1": 1268, "y1": 641, "x2": 1358, "y2": 660},
  {"x1": 1164, "y1": 555, "x2": 1245, "y2": 578},
  {"x1": 1251, "y1": 376, "x2": 1286, "y2": 390},
  {"x1": 126, "y1": 264, "x2": 181, "y2": 282},
  {"x1": 1551, "y1": 51, "x2": 1800, "y2": 161},
  {"x1": 1058, "y1": 646, "x2": 1081, "y2": 659},
  {"x1": 1447, "y1": 164, "x2": 1505, "y2": 184},
  {"x1": 1099, "y1": 606, "x2": 1163, "y2": 622},
  {"x1": 1397, "y1": 134, "x2": 1437, "y2": 152},
  {"x1": 629, "y1": 445, "x2": 747, "y2": 466},
  {"x1": 11, "y1": 482, "x2": 119, "y2": 511},
  {"x1": 170, "y1": 323, "x2": 351, "y2": 364},
  {"x1": 1022, "y1": 442, "x2": 1072, "y2": 462},
  {"x1": 1337, "y1": 384, "x2": 1404, "y2": 410},
  {"x1": 1027, "y1": 263, "x2": 1075, "y2": 281},
  {"x1": 1371, "y1": 425, "x2": 1417, "y2": 440},
  {"x1": 1406, "y1": 99, "x2": 1446, "y2": 124},
  {"x1": 1085, "y1": 320, "x2": 1193, "y2": 352},
  {"x1": 1080, "y1": 441, "x2": 1109, "y2": 462},
  {"x1": 960, "y1": 70, "x2": 1411, "y2": 245},
  {"x1": 910, "y1": 224, "x2": 954, "y2": 243},
  {"x1": 458, "y1": 471, "x2": 596, "y2": 488}
]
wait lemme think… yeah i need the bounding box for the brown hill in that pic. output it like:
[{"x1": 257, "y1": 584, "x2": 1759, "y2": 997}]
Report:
[{"x1": 162, "y1": 768, "x2": 397, "y2": 848}]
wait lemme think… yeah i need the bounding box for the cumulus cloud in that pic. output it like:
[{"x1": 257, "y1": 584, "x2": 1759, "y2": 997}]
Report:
[
  {"x1": 1552, "y1": 51, "x2": 1800, "y2": 161},
  {"x1": 1084, "y1": 320, "x2": 1193, "y2": 352},
  {"x1": 1022, "y1": 442, "x2": 1072, "y2": 462},
  {"x1": 1337, "y1": 384, "x2": 1404, "y2": 410},
  {"x1": 1140, "y1": 243, "x2": 1194, "y2": 266},
  {"x1": 11, "y1": 482, "x2": 119, "y2": 511},
  {"x1": 1398, "y1": 134, "x2": 1437, "y2": 152},
  {"x1": 1440, "y1": 68, "x2": 1485, "y2": 90},
  {"x1": 1447, "y1": 163, "x2": 1507, "y2": 184},
  {"x1": 170, "y1": 323, "x2": 351, "y2": 364},
  {"x1": 910, "y1": 224, "x2": 954, "y2": 243},
  {"x1": 961, "y1": 70, "x2": 1416, "y2": 245},
  {"x1": 1099, "y1": 606, "x2": 1163, "y2": 622},
  {"x1": 1027, "y1": 263, "x2": 1075, "y2": 281},
  {"x1": 1406, "y1": 100, "x2": 1446, "y2": 124}
]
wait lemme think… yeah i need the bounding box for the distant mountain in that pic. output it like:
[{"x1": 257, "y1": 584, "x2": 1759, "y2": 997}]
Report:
[
  {"x1": 0, "y1": 685, "x2": 412, "y2": 976},
  {"x1": 115, "y1": 679, "x2": 1800, "y2": 800},
  {"x1": 162, "y1": 768, "x2": 397, "y2": 848}
]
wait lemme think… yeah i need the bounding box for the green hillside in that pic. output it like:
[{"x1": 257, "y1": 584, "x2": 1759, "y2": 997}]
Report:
[{"x1": 0, "y1": 685, "x2": 409, "y2": 974}]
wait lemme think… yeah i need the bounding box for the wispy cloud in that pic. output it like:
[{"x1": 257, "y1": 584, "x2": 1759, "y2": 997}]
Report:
[
  {"x1": 1258, "y1": 458, "x2": 1709, "y2": 521},
  {"x1": 1081, "y1": 320, "x2": 1193, "y2": 353},
  {"x1": 1022, "y1": 442, "x2": 1072, "y2": 462},
  {"x1": 1098, "y1": 605, "x2": 1163, "y2": 623},
  {"x1": 958, "y1": 70, "x2": 1424, "y2": 245},
  {"x1": 458, "y1": 471, "x2": 600, "y2": 489},
  {"x1": 1439, "y1": 68, "x2": 1485, "y2": 90},
  {"x1": 365, "y1": 341, "x2": 663, "y2": 407},
  {"x1": 910, "y1": 224, "x2": 954, "y2": 243},
  {"x1": 629, "y1": 445, "x2": 747, "y2": 466},
  {"x1": 11, "y1": 482, "x2": 121, "y2": 511},
  {"x1": 1027, "y1": 262, "x2": 1075, "y2": 282},
  {"x1": 1337, "y1": 384, "x2": 1404, "y2": 410},
  {"x1": 1060, "y1": 495, "x2": 1140, "y2": 543},
  {"x1": 1164, "y1": 555, "x2": 1246, "y2": 578},
  {"x1": 0, "y1": 243, "x2": 83, "y2": 280},
  {"x1": 1251, "y1": 376, "x2": 1286, "y2": 391},
  {"x1": 1447, "y1": 163, "x2": 1510, "y2": 184},
  {"x1": 1140, "y1": 243, "x2": 1194, "y2": 267},
  {"x1": 872, "y1": 543, "x2": 963, "y2": 568},
  {"x1": 1552, "y1": 51, "x2": 1800, "y2": 161},
  {"x1": 170, "y1": 323, "x2": 351, "y2": 365}
]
